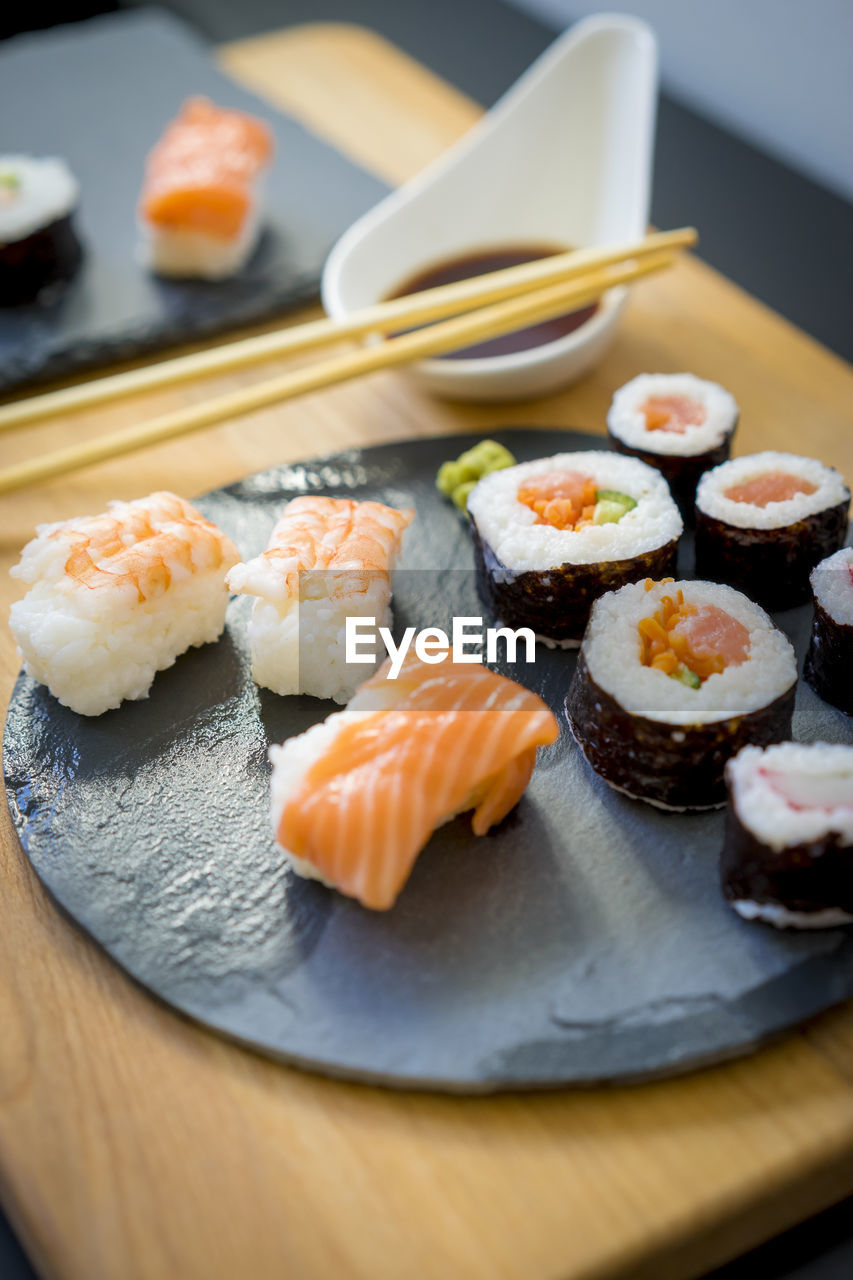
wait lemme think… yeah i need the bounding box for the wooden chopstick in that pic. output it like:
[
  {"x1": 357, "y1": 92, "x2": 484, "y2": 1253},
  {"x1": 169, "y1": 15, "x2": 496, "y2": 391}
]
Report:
[
  {"x1": 0, "y1": 228, "x2": 696, "y2": 433},
  {"x1": 0, "y1": 249, "x2": 679, "y2": 496}
]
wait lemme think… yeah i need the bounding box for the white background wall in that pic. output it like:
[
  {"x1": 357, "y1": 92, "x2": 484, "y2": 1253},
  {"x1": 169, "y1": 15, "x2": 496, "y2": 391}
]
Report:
[{"x1": 509, "y1": 0, "x2": 853, "y2": 201}]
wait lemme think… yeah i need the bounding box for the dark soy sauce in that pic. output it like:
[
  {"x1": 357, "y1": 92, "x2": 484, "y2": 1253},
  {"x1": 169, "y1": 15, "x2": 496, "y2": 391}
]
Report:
[{"x1": 388, "y1": 244, "x2": 598, "y2": 359}]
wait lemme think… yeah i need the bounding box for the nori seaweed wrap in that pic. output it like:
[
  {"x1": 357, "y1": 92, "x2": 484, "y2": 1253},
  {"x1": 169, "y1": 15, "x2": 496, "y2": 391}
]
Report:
[
  {"x1": 467, "y1": 451, "x2": 682, "y2": 645},
  {"x1": 565, "y1": 579, "x2": 797, "y2": 810},
  {"x1": 804, "y1": 546, "x2": 853, "y2": 714},
  {"x1": 694, "y1": 451, "x2": 850, "y2": 611},
  {"x1": 721, "y1": 742, "x2": 853, "y2": 928},
  {"x1": 607, "y1": 373, "x2": 739, "y2": 517}
]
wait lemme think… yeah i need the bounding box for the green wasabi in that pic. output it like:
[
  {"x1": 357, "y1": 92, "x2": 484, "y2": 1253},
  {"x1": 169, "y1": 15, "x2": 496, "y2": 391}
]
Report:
[
  {"x1": 436, "y1": 439, "x2": 516, "y2": 512},
  {"x1": 452, "y1": 480, "x2": 478, "y2": 511}
]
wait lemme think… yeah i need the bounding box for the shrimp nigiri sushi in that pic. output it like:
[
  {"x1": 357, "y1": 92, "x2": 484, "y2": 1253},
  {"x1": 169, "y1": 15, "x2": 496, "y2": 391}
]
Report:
[
  {"x1": 138, "y1": 96, "x2": 274, "y2": 280},
  {"x1": 269, "y1": 654, "x2": 560, "y2": 910},
  {"x1": 9, "y1": 492, "x2": 240, "y2": 716},
  {"x1": 226, "y1": 495, "x2": 413, "y2": 704}
]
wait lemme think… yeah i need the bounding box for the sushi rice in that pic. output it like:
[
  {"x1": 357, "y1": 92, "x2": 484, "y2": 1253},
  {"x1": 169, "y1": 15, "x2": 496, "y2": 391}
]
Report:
[{"x1": 810, "y1": 545, "x2": 853, "y2": 624}]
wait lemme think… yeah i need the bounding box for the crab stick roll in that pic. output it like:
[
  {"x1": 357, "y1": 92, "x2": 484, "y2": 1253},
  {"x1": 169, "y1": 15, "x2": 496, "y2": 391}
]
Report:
[
  {"x1": 805, "y1": 546, "x2": 853, "y2": 713},
  {"x1": 722, "y1": 742, "x2": 853, "y2": 929},
  {"x1": 606, "y1": 373, "x2": 739, "y2": 514},
  {"x1": 9, "y1": 492, "x2": 240, "y2": 716},
  {"x1": 226, "y1": 495, "x2": 413, "y2": 704},
  {"x1": 695, "y1": 452, "x2": 850, "y2": 611},
  {"x1": 565, "y1": 578, "x2": 797, "y2": 810},
  {"x1": 467, "y1": 452, "x2": 682, "y2": 646},
  {"x1": 139, "y1": 97, "x2": 274, "y2": 279},
  {"x1": 269, "y1": 653, "x2": 559, "y2": 910}
]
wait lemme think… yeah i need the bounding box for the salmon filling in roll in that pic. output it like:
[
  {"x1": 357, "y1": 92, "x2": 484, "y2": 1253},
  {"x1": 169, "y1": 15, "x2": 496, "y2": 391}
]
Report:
[
  {"x1": 641, "y1": 394, "x2": 706, "y2": 433},
  {"x1": 723, "y1": 472, "x2": 817, "y2": 506}
]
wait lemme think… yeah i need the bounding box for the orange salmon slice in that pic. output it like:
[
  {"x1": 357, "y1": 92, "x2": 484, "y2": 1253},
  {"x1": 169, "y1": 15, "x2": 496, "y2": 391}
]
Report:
[
  {"x1": 517, "y1": 469, "x2": 598, "y2": 530},
  {"x1": 278, "y1": 658, "x2": 559, "y2": 910},
  {"x1": 141, "y1": 97, "x2": 274, "y2": 239},
  {"x1": 641, "y1": 395, "x2": 706, "y2": 433},
  {"x1": 724, "y1": 471, "x2": 817, "y2": 506},
  {"x1": 671, "y1": 604, "x2": 750, "y2": 670}
]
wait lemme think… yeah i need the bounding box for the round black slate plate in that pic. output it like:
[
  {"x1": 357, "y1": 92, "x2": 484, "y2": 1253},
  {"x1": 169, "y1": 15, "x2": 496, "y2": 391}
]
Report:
[{"x1": 5, "y1": 428, "x2": 853, "y2": 1091}]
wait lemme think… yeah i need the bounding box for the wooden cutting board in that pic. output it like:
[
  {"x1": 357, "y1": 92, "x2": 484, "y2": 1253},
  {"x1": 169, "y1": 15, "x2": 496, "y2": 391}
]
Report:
[{"x1": 1, "y1": 22, "x2": 853, "y2": 1280}]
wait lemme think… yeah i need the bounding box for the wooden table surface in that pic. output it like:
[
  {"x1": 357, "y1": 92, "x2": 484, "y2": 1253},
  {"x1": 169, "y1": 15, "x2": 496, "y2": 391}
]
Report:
[{"x1": 2, "y1": 23, "x2": 853, "y2": 1280}]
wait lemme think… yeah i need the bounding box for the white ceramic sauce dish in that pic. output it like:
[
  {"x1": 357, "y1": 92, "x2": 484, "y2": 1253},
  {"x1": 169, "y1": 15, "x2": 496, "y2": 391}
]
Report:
[{"x1": 321, "y1": 14, "x2": 658, "y2": 402}]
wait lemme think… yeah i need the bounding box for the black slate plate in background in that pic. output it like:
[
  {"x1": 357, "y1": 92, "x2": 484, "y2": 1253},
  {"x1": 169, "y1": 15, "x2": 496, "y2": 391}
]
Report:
[
  {"x1": 4, "y1": 428, "x2": 853, "y2": 1091},
  {"x1": 0, "y1": 8, "x2": 387, "y2": 392}
]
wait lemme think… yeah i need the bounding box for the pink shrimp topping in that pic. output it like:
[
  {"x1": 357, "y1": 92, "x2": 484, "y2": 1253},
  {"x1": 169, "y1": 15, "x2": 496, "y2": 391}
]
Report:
[
  {"x1": 226, "y1": 496, "x2": 414, "y2": 601},
  {"x1": 48, "y1": 491, "x2": 238, "y2": 603}
]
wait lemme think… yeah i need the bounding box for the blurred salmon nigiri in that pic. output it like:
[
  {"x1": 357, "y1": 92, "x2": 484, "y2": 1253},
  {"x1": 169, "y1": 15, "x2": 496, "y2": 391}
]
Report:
[
  {"x1": 138, "y1": 96, "x2": 274, "y2": 280},
  {"x1": 269, "y1": 654, "x2": 559, "y2": 910}
]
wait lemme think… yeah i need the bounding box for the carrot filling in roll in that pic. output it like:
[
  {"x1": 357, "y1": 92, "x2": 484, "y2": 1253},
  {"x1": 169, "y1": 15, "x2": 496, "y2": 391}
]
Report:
[
  {"x1": 517, "y1": 470, "x2": 598, "y2": 530},
  {"x1": 640, "y1": 395, "x2": 706, "y2": 433},
  {"x1": 638, "y1": 590, "x2": 750, "y2": 686},
  {"x1": 723, "y1": 471, "x2": 817, "y2": 506}
]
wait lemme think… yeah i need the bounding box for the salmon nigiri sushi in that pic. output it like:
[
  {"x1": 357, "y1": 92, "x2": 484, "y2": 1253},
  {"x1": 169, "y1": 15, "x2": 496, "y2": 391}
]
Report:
[
  {"x1": 227, "y1": 495, "x2": 413, "y2": 704},
  {"x1": 269, "y1": 654, "x2": 560, "y2": 910},
  {"x1": 138, "y1": 96, "x2": 274, "y2": 279},
  {"x1": 9, "y1": 492, "x2": 240, "y2": 716}
]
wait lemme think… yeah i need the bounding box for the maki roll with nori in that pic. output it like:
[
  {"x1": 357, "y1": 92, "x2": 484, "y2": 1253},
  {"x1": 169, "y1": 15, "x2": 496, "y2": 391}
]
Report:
[
  {"x1": 565, "y1": 578, "x2": 797, "y2": 810},
  {"x1": 805, "y1": 545, "x2": 853, "y2": 713},
  {"x1": 606, "y1": 373, "x2": 739, "y2": 514},
  {"x1": 467, "y1": 452, "x2": 682, "y2": 645},
  {"x1": 722, "y1": 742, "x2": 853, "y2": 928},
  {"x1": 0, "y1": 156, "x2": 83, "y2": 306},
  {"x1": 695, "y1": 451, "x2": 850, "y2": 610}
]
